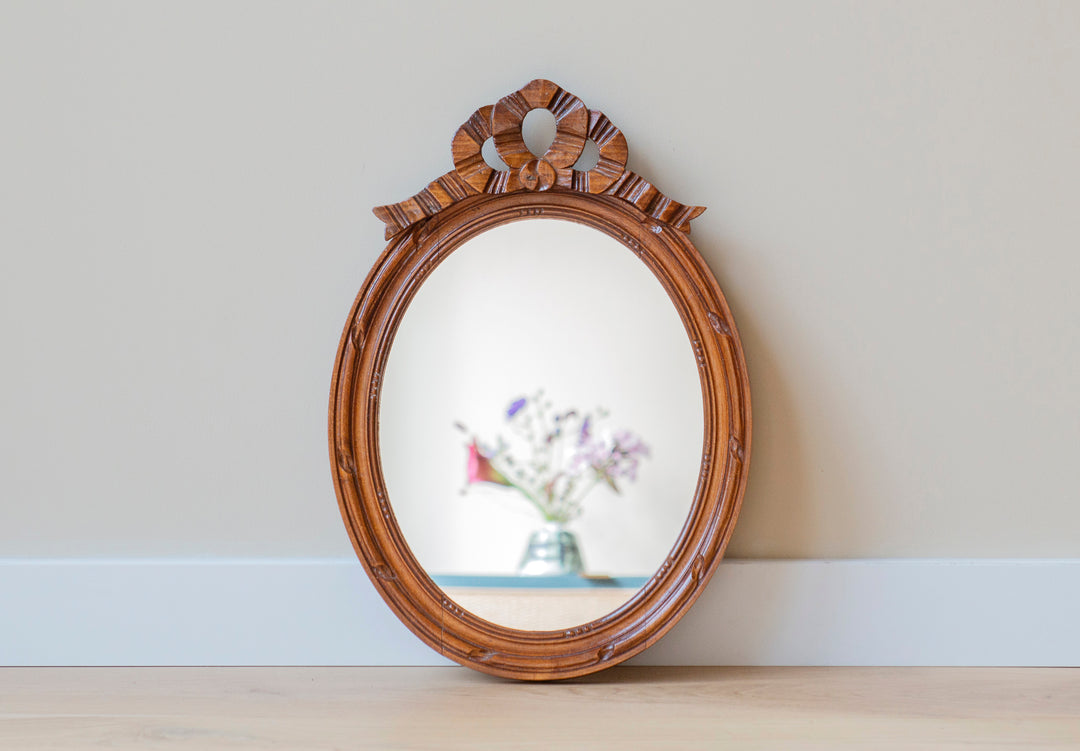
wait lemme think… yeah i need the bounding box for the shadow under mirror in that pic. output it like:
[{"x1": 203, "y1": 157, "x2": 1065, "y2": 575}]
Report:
[{"x1": 380, "y1": 219, "x2": 704, "y2": 631}]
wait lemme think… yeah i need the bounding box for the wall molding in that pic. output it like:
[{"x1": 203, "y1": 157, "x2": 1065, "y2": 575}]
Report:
[{"x1": 2, "y1": 558, "x2": 1076, "y2": 667}]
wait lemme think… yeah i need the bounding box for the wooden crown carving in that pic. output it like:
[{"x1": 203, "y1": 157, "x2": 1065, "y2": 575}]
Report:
[{"x1": 373, "y1": 79, "x2": 706, "y2": 240}]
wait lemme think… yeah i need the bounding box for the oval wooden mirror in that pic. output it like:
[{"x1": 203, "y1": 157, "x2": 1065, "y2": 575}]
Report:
[{"x1": 329, "y1": 80, "x2": 751, "y2": 680}]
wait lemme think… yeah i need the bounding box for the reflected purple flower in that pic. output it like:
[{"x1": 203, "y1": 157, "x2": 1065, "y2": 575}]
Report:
[
  {"x1": 506, "y1": 397, "x2": 527, "y2": 418},
  {"x1": 457, "y1": 392, "x2": 650, "y2": 524}
]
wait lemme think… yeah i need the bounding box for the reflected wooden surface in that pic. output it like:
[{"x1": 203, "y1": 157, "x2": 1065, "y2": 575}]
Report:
[
  {"x1": 441, "y1": 585, "x2": 642, "y2": 631},
  {"x1": 2, "y1": 667, "x2": 1077, "y2": 750}
]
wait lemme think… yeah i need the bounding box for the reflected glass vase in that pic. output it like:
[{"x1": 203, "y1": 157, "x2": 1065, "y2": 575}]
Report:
[{"x1": 518, "y1": 522, "x2": 584, "y2": 576}]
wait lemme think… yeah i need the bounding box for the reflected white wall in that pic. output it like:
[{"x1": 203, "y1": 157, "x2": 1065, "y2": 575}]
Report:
[{"x1": 380, "y1": 219, "x2": 703, "y2": 576}]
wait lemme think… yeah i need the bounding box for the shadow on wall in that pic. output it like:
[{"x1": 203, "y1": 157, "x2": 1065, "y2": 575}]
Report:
[
  {"x1": 692, "y1": 229, "x2": 876, "y2": 561},
  {"x1": 615, "y1": 143, "x2": 875, "y2": 561}
]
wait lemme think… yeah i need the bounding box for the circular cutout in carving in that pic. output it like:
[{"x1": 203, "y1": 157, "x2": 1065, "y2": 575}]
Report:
[
  {"x1": 578, "y1": 111, "x2": 629, "y2": 194},
  {"x1": 491, "y1": 80, "x2": 587, "y2": 170},
  {"x1": 451, "y1": 105, "x2": 496, "y2": 193},
  {"x1": 522, "y1": 108, "x2": 557, "y2": 158},
  {"x1": 481, "y1": 137, "x2": 509, "y2": 171},
  {"x1": 573, "y1": 139, "x2": 601, "y2": 172}
]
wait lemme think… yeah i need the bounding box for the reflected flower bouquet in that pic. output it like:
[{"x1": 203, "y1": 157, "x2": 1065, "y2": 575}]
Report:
[{"x1": 457, "y1": 392, "x2": 650, "y2": 524}]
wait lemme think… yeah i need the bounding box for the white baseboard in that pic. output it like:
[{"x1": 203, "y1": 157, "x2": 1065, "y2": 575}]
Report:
[{"x1": 1, "y1": 558, "x2": 1076, "y2": 666}]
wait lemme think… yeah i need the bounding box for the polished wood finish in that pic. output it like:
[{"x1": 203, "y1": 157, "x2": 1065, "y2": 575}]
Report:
[
  {"x1": 374, "y1": 79, "x2": 704, "y2": 239},
  {"x1": 330, "y1": 80, "x2": 752, "y2": 680},
  {"x1": 4, "y1": 667, "x2": 1078, "y2": 750}
]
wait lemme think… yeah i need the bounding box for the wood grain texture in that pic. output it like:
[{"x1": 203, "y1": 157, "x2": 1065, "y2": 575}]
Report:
[
  {"x1": 373, "y1": 79, "x2": 704, "y2": 239},
  {"x1": 2, "y1": 667, "x2": 1078, "y2": 750},
  {"x1": 330, "y1": 192, "x2": 751, "y2": 680},
  {"x1": 333, "y1": 81, "x2": 751, "y2": 680}
]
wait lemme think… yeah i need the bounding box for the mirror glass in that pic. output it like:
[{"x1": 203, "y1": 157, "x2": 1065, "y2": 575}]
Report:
[{"x1": 379, "y1": 219, "x2": 704, "y2": 630}]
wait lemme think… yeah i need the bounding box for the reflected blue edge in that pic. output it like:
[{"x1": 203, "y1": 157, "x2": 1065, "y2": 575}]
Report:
[{"x1": 432, "y1": 574, "x2": 649, "y2": 589}]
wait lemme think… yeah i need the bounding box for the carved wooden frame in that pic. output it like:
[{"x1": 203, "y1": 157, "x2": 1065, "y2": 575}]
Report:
[{"x1": 329, "y1": 80, "x2": 751, "y2": 680}]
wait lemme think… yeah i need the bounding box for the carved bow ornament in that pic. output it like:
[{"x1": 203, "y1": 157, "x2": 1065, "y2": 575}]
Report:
[{"x1": 373, "y1": 79, "x2": 705, "y2": 240}]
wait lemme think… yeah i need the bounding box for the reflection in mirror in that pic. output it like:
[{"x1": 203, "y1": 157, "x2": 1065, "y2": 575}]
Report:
[{"x1": 380, "y1": 219, "x2": 704, "y2": 630}]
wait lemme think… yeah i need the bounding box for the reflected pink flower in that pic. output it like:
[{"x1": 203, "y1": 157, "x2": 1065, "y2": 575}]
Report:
[
  {"x1": 466, "y1": 440, "x2": 511, "y2": 486},
  {"x1": 456, "y1": 393, "x2": 649, "y2": 524}
]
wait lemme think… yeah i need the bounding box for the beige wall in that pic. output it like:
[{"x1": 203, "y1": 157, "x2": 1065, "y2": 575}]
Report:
[{"x1": 2, "y1": 1, "x2": 1077, "y2": 560}]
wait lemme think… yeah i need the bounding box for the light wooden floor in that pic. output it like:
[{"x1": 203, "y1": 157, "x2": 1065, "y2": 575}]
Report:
[{"x1": 2, "y1": 667, "x2": 1077, "y2": 750}]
